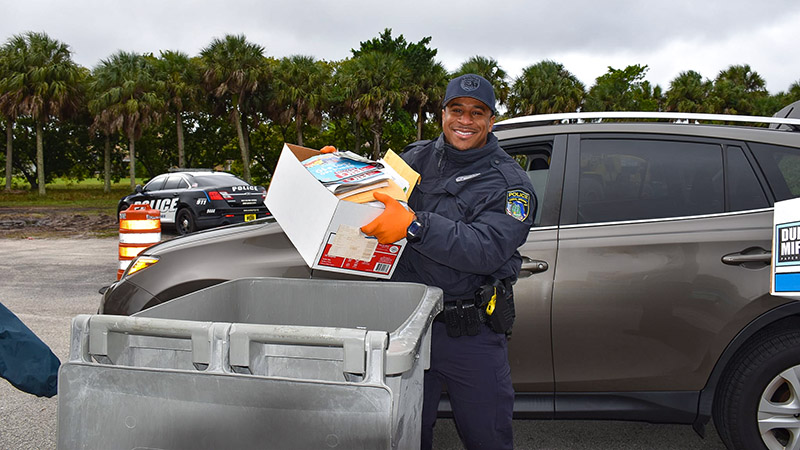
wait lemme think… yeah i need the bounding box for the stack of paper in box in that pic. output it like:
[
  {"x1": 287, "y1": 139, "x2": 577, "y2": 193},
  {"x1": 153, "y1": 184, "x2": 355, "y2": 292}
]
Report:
[
  {"x1": 301, "y1": 149, "x2": 417, "y2": 203},
  {"x1": 265, "y1": 143, "x2": 420, "y2": 279}
]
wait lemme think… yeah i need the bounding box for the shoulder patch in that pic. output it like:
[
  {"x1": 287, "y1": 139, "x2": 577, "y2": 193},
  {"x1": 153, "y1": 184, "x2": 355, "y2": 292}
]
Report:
[{"x1": 506, "y1": 190, "x2": 531, "y2": 222}]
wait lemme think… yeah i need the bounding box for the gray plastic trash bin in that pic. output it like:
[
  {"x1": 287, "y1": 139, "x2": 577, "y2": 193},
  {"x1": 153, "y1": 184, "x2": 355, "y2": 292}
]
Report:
[{"x1": 57, "y1": 277, "x2": 442, "y2": 450}]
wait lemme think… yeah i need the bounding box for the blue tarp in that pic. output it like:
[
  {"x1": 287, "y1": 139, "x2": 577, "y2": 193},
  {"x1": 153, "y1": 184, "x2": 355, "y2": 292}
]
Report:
[{"x1": 0, "y1": 302, "x2": 60, "y2": 397}]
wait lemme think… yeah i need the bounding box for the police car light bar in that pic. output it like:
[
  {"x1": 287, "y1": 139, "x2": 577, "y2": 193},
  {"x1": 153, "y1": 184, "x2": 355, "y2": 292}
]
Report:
[
  {"x1": 168, "y1": 168, "x2": 215, "y2": 172},
  {"x1": 494, "y1": 111, "x2": 800, "y2": 131}
]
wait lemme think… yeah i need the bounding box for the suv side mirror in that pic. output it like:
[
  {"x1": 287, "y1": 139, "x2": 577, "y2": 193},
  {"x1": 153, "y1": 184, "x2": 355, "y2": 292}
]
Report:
[{"x1": 135, "y1": 184, "x2": 144, "y2": 194}]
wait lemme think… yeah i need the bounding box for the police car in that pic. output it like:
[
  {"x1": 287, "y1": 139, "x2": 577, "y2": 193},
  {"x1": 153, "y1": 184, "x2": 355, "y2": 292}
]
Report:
[{"x1": 117, "y1": 170, "x2": 269, "y2": 235}]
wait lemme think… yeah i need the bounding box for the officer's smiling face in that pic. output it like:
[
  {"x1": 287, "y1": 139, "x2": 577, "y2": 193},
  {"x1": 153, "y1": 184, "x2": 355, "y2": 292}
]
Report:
[{"x1": 442, "y1": 97, "x2": 495, "y2": 151}]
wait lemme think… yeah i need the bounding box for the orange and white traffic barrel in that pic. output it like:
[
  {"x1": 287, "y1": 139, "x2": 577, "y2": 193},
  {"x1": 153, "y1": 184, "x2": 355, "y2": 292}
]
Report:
[{"x1": 118, "y1": 205, "x2": 161, "y2": 279}]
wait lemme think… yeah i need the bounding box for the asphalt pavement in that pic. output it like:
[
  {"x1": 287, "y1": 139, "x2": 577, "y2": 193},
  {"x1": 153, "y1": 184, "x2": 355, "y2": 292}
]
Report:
[{"x1": 0, "y1": 236, "x2": 728, "y2": 449}]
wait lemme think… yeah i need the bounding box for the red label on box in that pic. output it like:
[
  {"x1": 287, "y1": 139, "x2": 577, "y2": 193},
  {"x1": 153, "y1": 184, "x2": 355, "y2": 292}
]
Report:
[{"x1": 317, "y1": 234, "x2": 401, "y2": 275}]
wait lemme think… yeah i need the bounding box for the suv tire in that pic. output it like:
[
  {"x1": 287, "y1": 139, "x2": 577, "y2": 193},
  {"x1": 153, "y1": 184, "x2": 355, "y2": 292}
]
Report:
[
  {"x1": 176, "y1": 208, "x2": 196, "y2": 235},
  {"x1": 714, "y1": 327, "x2": 800, "y2": 450}
]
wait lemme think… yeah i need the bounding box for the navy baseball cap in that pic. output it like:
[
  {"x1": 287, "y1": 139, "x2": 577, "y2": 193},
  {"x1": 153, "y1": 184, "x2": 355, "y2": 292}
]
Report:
[{"x1": 442, "y1": 74, "x2": 496, "y2": 115}]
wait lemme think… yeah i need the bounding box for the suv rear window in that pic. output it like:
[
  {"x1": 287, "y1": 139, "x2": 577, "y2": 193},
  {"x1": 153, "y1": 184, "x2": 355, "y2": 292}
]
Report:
[
  {"x1": 578, "y1": 138, "x2": 724, "y2": 223},
  {"x1": 726, "y1": 146, "x2": 768, "y2": 212},
  {"x1": 193, "y1": 174, "x2": 248, "y2": 188},
  {"x1": 749, "y1": 142, "x2": 800, "y2": 202}
]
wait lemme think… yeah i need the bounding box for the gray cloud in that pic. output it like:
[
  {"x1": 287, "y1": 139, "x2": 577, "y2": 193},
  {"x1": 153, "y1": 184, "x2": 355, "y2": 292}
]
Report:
[{"x1": 3, "y1": 0, "x2": 800, "y2": 93}]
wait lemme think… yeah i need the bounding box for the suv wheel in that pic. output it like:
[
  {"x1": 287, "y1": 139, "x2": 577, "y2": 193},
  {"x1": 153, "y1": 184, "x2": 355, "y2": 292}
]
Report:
[
  {"x1": 176, "y1": 208, "x2": 196, "y2": 235},
  {"x1": 714, "y1": 327, "x2": 800, "y2": 450}
]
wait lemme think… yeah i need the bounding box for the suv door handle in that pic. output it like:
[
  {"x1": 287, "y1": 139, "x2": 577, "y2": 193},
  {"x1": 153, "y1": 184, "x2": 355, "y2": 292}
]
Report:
[
  {"x1": 722, "y1": 248, "x2": 771, "y2": 266},
  {"x1": 520, "y1": 257, "x2": 549, "y2": 273}
]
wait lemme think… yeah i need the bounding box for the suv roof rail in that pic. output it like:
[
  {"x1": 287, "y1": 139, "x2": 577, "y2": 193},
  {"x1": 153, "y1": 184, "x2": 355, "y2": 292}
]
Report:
[{"x1": 494, "y1": 111, "x2": 800, "y2": 132}]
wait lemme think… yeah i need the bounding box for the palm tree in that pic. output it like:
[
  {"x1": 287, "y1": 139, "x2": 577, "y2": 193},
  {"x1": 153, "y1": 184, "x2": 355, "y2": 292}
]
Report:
[
  {"x1": 665, "y1": 71, "x2": 711, "y2": 113},
  {"x1": 84, "y1": 67, "x2": 112, "y2": 193},
  {"x1": 507, "y1": 60, "x2": 585, "y2": 116},
  {"x1": 717, "y1": 64, "x2": 767, "y2": 93},
  {"x1": 1, "y1": 112, "x2": 10, "y2": 191},
  {"x1": 355, "y1": 29, "x2": 445, "y2": 141},
  {"x1": 327, "y1": 60, "x2": 364, "y2": 152},
  {"x1": 200, "y1": 34, "x2": 267, "y2": 182},
  {"x1": 272, "y1": 55, "x2": 331, "y2": 146},
  {"x1": 708, "y1": 64, "x2": 768, "y2": 115},
  {"x1": 89, "y1": 51, "x2": 164, "y2": 191},
  {"x1": 583, "y1": 65, "x2": 662, "y2": 112},
  {"x1": 0, "y1": 43, "x2": 18, "y2": 191},
  {"x1": 0, "y1": 32, "x2": 83, "y2": 195},
  {"x1": 453, "y1": 56, "x2": 510, "y2": 107},
  {"x1": 404, "y1": 61, "x2": 448, "y2": 141},
  {"x1": 155, "y1": 50, "x2": 201, "y2": 168},
  {"x1": 338, "y1": 51, "x2": 409, "y2": 159}
]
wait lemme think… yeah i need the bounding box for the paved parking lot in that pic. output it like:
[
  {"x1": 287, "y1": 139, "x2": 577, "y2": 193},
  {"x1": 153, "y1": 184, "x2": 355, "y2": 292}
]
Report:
[{"x1": 0, "y1": 237, "x2": 727, "y2": 449}]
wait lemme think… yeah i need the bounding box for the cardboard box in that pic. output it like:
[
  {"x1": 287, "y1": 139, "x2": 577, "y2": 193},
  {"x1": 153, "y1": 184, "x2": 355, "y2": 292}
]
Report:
[
  {"x1": 266, "y1": 143, "x2": 409, "y2": 278},
  {"x1": 772, "y1": 197, "x2": 800, "y2": 299}
]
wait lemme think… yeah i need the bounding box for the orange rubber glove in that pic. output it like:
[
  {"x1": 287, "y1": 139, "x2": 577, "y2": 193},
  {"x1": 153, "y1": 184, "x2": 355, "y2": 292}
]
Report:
[
  {"x1": 361, "y1": 192, "x2": 415, "y2": 244},
  {"x1": 320, "y1": 145, "x2": 337, "y2": 154}
]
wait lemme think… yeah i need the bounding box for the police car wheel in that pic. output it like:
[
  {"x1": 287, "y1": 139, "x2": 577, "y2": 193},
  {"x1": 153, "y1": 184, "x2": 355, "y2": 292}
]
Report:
[
  {"x1": 713, "y1": 327, "x2": 800, "y2": 450},
  {"x1": 116, "y1": 203, "x2": 129, "y2": 222},
  {"x1": 176, "y1": 208, "x2": 196, "y2": 235}
]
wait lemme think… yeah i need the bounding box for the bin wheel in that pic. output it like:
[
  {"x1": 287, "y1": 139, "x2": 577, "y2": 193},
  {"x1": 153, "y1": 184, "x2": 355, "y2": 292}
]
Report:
[{"x1": 176, "y1": 208, "x2": 196, "y2": 235}]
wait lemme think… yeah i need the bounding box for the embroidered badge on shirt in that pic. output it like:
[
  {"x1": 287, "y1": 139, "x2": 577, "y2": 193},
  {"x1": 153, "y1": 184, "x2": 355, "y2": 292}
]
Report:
[{"x1": 506, "y1": 190, "x2": 531, "y2": 222}]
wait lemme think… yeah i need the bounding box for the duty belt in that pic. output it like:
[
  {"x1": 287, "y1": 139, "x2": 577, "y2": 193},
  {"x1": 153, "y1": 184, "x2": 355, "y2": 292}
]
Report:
[
  {"x1": 434, "y1": 299, "x2": 485, "y2": 337},
  {"x1": 434, "y1": 278, "x2": 516, "y2": 337}
]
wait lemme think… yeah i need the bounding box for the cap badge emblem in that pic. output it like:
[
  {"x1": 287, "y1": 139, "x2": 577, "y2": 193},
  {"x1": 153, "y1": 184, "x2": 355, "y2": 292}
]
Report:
[{"x1": 460, "y1": 75, "x2": 480, "y2": 91}]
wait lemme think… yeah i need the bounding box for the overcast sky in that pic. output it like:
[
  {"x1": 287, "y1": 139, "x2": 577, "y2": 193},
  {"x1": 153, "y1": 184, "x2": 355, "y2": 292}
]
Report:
[{"x1": 3, "y1": 0, "x2": 800, "y2": 94}]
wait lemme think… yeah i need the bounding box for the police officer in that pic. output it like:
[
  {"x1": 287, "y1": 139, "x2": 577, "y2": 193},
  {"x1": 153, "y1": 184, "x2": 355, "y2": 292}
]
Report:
[{"x1": 361, "y1": 74, "x2": 535, "y2": 449}]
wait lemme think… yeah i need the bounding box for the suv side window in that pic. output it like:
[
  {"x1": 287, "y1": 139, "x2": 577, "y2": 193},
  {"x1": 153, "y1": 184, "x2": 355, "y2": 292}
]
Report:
[
  {"x1": 726, "y1": 146, "x2": 768, "y2": 212},
  {"x1": 578, "y1": 138, "x2": 724, "y2": 223},
  {"x1": 749, "y1": 142, "x2": 800, "y2": 202}
]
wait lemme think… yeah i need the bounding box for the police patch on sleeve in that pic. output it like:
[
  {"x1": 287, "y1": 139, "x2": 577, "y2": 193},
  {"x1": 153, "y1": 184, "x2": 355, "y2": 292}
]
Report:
[{"x1": 506, "y1": 190, "x2": 531, "y2": 222}]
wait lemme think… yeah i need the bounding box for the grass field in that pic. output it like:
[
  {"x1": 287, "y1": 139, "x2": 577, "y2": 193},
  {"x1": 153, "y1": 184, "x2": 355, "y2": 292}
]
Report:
[
  {"x1": 1, "y1": 177, "x2": 138, "y2": 215},
  {"x1": 0, "y1": 178, "x2": 138, "y2": 238}
]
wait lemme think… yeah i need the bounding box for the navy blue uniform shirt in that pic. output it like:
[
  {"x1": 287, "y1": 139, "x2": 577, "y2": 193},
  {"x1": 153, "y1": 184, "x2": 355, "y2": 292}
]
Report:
[
  {"x1": 0, "y1": 302, "x2": 60, "y2": 397},
  {"x1": 391, "y1": 133, "x2": 535, "y2": 301}
]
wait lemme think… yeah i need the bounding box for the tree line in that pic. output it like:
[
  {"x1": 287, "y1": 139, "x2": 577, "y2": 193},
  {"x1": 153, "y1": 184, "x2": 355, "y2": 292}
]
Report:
[{"x1": 1, "y1": 28, "x2": 799, "y2": 195}]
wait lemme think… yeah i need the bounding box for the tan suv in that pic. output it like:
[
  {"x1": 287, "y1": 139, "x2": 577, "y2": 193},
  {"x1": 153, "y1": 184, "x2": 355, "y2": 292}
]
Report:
[{"x1": 100, "y1": 107, "x2": 800, "y2": 450}]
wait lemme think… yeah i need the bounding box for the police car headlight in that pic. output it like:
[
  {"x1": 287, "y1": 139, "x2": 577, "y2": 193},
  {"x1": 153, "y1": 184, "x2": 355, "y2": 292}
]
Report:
[{"x1": 125, "y1": 256, "x2": 160, "y2": 278}]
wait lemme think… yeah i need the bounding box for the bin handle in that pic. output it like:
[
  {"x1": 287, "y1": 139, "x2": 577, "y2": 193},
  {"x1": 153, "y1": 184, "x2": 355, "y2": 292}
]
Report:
[
  {"x1": 87, "y1": 315, "x2": 214, "y2": 367},
  {"x1": 385, "y1": 285, "x2": 443, "y2": 375},
  {"x1": 69, "y1": 315, "x2": 92, "y2": 363},
  {"x1": 229, "y1": 324, "x2": 372, "y2": 375}
]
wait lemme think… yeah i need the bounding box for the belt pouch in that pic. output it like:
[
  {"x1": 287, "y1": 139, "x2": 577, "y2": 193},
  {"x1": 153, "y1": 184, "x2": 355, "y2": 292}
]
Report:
[
  {"x1": 462, "y1": 303, "x2": 481, "y2": 336},
  {"x1": 444, "y1": 301, "x2": 463, "y2": 338}
]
